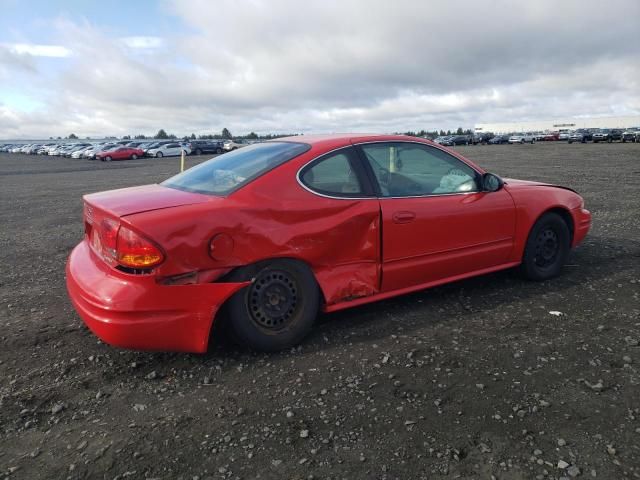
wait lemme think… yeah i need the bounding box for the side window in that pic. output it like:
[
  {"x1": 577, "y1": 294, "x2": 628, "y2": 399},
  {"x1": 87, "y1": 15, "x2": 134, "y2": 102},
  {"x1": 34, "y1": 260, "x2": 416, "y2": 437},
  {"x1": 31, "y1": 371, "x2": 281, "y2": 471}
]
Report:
[
  {"x1": 300, "y1": 148, "x2": 364, "y2": 197},
  {"x1": 360, "y1": 143, "x2": 478, "y2": 197}
]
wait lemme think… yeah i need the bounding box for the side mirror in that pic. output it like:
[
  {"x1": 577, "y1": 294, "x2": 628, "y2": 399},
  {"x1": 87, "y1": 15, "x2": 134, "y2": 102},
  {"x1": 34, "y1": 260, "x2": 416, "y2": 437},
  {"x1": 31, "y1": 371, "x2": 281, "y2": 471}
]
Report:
[{"x1": 482, "y1": 172, "x2": 504, "y2": 192}]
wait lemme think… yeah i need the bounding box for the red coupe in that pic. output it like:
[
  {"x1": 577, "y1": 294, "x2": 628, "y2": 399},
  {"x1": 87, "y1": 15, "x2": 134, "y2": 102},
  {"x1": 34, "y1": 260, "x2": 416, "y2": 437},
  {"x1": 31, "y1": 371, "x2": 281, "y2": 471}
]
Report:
[
  {"x1": 66, "y1": 134, "x2": 591, "y2": 352},
  {"x1": 96, "y1": 147, "x2": 145, "y2": 162}
]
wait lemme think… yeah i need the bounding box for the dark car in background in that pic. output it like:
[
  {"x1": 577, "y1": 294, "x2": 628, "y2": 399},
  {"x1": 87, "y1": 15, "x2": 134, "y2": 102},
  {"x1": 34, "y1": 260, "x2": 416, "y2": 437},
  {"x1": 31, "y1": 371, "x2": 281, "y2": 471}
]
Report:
[
  {"x1": 592, "y1": 129, "x2": 623, "y2": 143},
  {"x1": 488, "y1": 134, "x2": 510, "y2": 145},
  {"x1": 472, "y1": 132, "x2": 494, "y2": 144},
  {"x1": 186, "y1": 140, "x2": 224, "y2": 155},
  {"x1": 622, "y1": 128, "x2": 639, "y2": 143}
]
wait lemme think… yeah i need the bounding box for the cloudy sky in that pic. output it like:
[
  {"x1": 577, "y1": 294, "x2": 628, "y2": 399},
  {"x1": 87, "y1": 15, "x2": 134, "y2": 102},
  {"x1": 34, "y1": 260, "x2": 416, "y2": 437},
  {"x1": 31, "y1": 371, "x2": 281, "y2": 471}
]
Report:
[{"x1": 0, "y1": 0, "x2": 639, "y2": 139}]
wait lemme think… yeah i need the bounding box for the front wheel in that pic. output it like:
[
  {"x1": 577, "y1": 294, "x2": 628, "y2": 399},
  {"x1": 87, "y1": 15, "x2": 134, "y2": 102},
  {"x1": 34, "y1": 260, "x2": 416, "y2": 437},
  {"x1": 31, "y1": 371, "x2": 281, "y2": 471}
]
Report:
[
  {"x1": 223, "y1": 260, "x2": 320, "y2": 352},
  {"x1": 156, "y1": 152, "x2": 163, "y2": 158},
  {"x1": 195, "y1": 148, "x2": 202, "y2": 155},
  {"x1": 216, "y1": 147, "x2": 223, "y2": 154},
  {"x1": 520, "y1": 212, "x2": 570, "y2": 281}
]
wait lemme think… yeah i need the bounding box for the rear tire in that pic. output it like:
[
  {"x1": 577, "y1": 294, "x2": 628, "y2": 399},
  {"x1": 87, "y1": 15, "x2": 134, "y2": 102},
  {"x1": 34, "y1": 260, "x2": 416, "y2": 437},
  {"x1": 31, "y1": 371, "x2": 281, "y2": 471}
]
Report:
[
  {"x1": 131, "y1": 154, "x2": 138, "y2": 160},
  {"x1": 195, "y1": 148, "x2": 202, "y2": 155},
  {"x1": 216, "y1": 147, "x2": 223, "y2": 154},
  {"x1": 520, "y1": 212, "x2": 570, "y2": 281},
  {"x1": 223, "y1": 259, "x2": 320, "y2": 352},
  {"x1": 104, "y1": 156, "x2": 112, "y2": 162}
]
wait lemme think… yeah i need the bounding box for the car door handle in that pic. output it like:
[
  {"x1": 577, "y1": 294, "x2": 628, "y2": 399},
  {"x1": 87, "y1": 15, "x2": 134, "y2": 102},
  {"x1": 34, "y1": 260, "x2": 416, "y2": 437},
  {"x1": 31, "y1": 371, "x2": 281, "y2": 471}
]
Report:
[{"x1": 392, "y1": 211, "x2": 416, "y2": 224}]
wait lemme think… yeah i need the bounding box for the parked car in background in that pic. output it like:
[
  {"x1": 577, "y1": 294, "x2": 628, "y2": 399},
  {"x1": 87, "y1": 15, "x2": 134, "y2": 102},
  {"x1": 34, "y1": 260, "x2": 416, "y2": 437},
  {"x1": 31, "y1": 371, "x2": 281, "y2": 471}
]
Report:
[
  {"x1": 488, "y1": 134, "x2": 510, "y2": 144},
  {"x1": 508, "y1": 133, "x2": 536, "y2": 144},
  {"x1": 567, "y1": 132, "x2": 587, "y2": 144},
  {"x1": 96, "y1": 146, "x2": 145, "y2": 161},
  {"x1": 540, "y1": 132, "x2": 560, "y2": 141},
  {"x1": 567, "y1": 129, "x2": 593, "y2": 144},
  {"x1": 449, "y1": 135, "x2": 471, "y2": 146},
  {"x1": 141, "y1": 141, "x2": 173, "y2": 155},
  {"x1": 85, "y1": 143, "x2": 118, "y2": 160},
  {"x1": 433, "y1": 136, "x2": 451, "y2": 145},
  {"x1": 146, "y1": 142, "x2": 191, "y2": 158},
  {"x1": 621, "y1": 128, "x2": 639, "y2": 143},
  {"x1": 223, "y1": 139, "x2": 250, "y2": 151},
  {"x1": 592, "y1": 129, "x2": 623, "y2": 143},
  {"x1": 558, "y1": 132, "x2": 571, "y2": 141},
  {"x1": 71, "y1": 146, "x2": 93, "y2": 158},
  {"x1": 472, "y1": 132, "x2": 494, "y2": 144},
  {"x1": 187, "y1": 140, "x2": 224, "y2": 155}
]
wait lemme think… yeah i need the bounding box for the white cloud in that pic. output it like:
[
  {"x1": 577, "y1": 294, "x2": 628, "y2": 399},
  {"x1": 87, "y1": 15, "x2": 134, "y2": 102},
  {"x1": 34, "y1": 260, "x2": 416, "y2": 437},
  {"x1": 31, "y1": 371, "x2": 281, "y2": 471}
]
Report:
[
  {"x1": 119, "y1": 36, "x2": 164, "y2": 50},
  {"x1": 3, "y1": 43, "x2": 72, "y2": 58}
]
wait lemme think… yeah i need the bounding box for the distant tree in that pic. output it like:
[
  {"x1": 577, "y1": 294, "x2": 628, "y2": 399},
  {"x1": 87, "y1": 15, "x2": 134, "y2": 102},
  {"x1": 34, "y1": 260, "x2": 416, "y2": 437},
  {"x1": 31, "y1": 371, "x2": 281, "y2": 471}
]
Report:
[
  {"x1": 168, "y1": 133, "x2": 177, "y2": 139},
  {"x1": 439, "y1": 130, "x2": 446, "y2": 136},
  {"x1": 446, "y1": 130, "x2": 451, "y2": 136},
  {"x1": 456, "y1": 127, "x2": 464, "y2": 135},
  {"x1": 85, "y1": 136, "x2": 91, "y2": 140},
  {"x1": 190, "y1": 133, "x2": 196, "y2": 140},
  {"x1": 68, "y1": 133, "x2": 78, "y2": 139},
  {"x1": 221, "y1": 128, "x2": 232, "y2": 139},
  {"x1": 246, "y1": 132, "x2": 258, "y2": 140},
  {"x1": 121, "y1": 135, "x2": 131, "y2": 140},
  {"x1": 134, "y1": 134, "x2": 147, "y2": 139},
  {"x1": 155, "y1": 129, "x2": 169, "y2": 139}
]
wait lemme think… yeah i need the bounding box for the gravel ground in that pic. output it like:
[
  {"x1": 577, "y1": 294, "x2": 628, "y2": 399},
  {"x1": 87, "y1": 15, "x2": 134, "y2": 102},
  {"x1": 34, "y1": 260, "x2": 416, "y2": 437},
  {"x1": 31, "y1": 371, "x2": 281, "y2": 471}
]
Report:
[{"x1": 0, "y1": 142, "x2": 639, "y2": 480}]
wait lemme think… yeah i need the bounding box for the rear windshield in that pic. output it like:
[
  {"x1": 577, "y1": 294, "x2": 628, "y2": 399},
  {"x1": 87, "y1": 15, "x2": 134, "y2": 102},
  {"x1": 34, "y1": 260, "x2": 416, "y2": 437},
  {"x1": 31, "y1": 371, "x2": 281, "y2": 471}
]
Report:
[{"x1": 162, "y1": 141, "x2": 310, "y2": 195}]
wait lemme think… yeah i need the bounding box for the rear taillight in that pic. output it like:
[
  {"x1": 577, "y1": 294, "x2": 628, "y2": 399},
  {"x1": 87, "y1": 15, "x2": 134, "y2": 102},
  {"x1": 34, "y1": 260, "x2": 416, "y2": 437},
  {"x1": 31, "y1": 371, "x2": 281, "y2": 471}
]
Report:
[
  {"x1": 116, "y1": 226, "x2": 164, "y2": 268},
  {"x1": 101, "y1": 218, "x2": 119, "y2": 259}
]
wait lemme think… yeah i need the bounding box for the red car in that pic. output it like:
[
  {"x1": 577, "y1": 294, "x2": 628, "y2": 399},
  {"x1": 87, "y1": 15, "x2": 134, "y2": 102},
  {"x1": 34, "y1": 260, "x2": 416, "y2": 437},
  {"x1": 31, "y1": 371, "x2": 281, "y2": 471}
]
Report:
[
  {"x1": 66, "y1": 134, "x2": 591, "y2": 352},
  {"x1": 96, "y1": 147, "x2": 144, "y2": 162}
]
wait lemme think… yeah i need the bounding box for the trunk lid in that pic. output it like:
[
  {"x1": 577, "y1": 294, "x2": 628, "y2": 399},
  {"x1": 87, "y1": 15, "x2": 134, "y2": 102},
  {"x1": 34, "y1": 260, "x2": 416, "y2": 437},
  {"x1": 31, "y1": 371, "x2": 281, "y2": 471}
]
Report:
[{"x1": 83, "y1": 184, "x2": 210, "y2": 218}]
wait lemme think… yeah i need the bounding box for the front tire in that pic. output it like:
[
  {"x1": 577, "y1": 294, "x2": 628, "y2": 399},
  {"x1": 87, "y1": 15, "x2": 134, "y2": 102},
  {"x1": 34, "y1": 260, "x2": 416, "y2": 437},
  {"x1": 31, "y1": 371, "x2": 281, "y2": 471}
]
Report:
[
  {"x1": 520, "y1": 212, "x2": 570, "y2": 281},
  {"x1": 195, "y1": 148, "x2": 202, "y2": 155},
  {"x1": 156, "y1": 152, "x2": 163, "y2": 158},
  {"x1": 223, "y1": 260, "x2": 320, "y2": 352}
]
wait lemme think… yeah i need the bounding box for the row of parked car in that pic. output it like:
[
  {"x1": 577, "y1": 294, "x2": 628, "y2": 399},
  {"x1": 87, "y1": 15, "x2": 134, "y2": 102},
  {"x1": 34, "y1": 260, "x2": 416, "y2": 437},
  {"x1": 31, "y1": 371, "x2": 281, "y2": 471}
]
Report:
[
  {"x1": 0, "y1": 138, "x2": 253, "y2": 160},
  {"x1": 433, "y1": 127, "x2": 640, "y2": 146}
]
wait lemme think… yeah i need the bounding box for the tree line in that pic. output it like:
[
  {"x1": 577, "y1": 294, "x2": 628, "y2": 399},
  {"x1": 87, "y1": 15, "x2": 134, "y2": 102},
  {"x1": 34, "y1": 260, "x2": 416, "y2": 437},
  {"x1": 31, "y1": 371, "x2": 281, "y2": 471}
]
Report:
[{"x1": 62, "y1": 127, "x2": 473, "y2": 141}]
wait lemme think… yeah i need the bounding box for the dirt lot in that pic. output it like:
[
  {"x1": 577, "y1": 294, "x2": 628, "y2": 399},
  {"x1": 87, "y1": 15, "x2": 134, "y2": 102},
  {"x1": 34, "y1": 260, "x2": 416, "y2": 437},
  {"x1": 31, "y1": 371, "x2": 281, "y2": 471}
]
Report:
[{"x1": 1, "y1": 142, "x2": 639, "y2": 480}]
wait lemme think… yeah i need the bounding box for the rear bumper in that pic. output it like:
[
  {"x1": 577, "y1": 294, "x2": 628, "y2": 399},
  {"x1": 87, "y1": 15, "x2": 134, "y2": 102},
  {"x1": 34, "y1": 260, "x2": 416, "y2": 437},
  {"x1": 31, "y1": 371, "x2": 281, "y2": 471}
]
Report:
[
  {"x1": 66, "y1": 241, "x2": 247, "y2": 353},
  {"x1": 572, "y1": 207, "x2": 591, "y2": 247}
]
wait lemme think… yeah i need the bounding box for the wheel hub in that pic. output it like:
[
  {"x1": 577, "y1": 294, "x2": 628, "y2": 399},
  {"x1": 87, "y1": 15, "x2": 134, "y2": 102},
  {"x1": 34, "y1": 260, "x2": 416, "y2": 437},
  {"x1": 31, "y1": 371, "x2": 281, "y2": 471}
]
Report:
[
  {"x1": 534, "y1": 228, "x2": 558, "y2": 267},
  {"x1": 248, "y1": 270, "x2": 298, "y2": 330}
]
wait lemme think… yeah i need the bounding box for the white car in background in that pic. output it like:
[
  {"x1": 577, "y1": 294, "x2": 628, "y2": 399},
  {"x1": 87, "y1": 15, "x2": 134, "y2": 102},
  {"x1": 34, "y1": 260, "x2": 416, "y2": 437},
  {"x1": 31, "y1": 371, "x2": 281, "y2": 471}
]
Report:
[
  {"x1": 71, "y1": 146, "x2": 92, "y2": 158},
  {"x1": 508, "y1": 133, "x2": 536, "y2": 144},
  {"x1": 146, "y1": 142, "x2": 191, "y2": 158},
  {"x1": 223, "y1": 139, "x2": 249, "y2": 151}
]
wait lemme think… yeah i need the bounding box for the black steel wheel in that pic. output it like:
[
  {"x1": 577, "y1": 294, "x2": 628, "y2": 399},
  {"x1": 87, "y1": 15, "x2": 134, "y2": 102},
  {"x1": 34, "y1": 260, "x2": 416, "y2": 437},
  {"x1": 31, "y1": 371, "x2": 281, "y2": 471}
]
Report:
[
  {"x1": 223, "y1": 260, "x2": 320, "y2": 351},
  {"x1": 248, "y1": 270, "x2": 298, "y2": 331},
  {"x1": 521, "y1": 212, "x2": 570, "y2": 281}
]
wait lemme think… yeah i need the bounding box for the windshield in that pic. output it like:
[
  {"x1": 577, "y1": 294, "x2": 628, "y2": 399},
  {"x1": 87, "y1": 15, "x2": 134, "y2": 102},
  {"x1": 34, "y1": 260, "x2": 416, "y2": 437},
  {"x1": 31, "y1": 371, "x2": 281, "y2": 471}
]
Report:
[{"x1": 162, "y1": 141, "x2": 310, "y2": 196}]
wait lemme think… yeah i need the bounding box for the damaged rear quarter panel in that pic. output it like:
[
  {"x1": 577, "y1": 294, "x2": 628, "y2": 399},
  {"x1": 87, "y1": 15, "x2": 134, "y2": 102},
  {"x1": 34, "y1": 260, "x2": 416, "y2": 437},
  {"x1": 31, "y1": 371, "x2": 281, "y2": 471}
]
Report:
[{"x1": 126, "y1": 145, "x2": 382, "y2": 307}]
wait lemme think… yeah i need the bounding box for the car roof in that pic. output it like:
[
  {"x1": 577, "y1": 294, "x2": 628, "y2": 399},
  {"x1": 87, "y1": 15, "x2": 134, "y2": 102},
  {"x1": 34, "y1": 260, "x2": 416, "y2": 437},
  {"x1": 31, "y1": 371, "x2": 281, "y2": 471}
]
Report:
[{"x1": 271, "y1": 133, "x2": 432, "y2": 149}]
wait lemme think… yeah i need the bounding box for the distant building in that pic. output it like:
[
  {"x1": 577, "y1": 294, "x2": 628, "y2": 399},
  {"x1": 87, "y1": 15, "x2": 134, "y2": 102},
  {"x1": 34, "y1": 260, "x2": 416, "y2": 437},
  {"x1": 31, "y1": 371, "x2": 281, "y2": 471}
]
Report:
[{"x1": 474, "y1": 115, "x2": 640, "y2": 134}]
